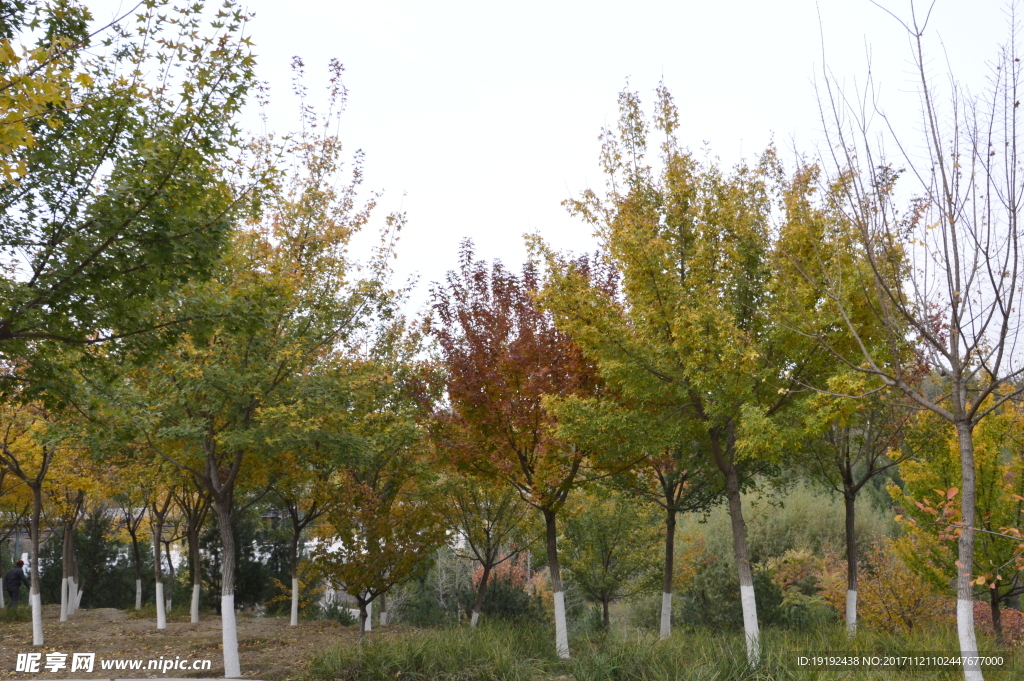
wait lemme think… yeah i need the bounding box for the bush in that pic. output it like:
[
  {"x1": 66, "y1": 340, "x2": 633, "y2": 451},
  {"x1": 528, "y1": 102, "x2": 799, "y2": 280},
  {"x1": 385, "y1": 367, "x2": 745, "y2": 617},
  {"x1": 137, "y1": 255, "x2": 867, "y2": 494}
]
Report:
[
  {"x1": 817, "y1": 540, "x2": 951, "y2": 635},
  {"x1": 307, "y1": 600, "x2": 357, "y2": 626},
  {"x1": 974, "y1": 601, "x2": 1024, "y2": 646},
  {"x1": 458, "y1": 574, "x2": 545, "y2": 624},
  {"x1": 0, "y1": 605, "x2": 31, "y2": 622},
  {"x1": 673, "y1": 557, "x2": 784, "y2": 631}
]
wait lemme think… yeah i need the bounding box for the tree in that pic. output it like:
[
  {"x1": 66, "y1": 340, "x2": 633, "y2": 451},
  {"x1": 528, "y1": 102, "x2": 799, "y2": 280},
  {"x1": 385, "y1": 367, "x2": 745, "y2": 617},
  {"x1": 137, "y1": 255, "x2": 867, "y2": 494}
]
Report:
[
  {"x1": 312, "y1": 335, "x2": 445, "y2": 637},
  {"x1": 100, "y1": 60, "x2": 397, "y2": 677},
  {"x1": 45, "y1": 468, "x2": 86, "y2": 621},
  {"x1": 893, "y1": 402, "x2": 1024, "y2": 646},
  {"x1": 147, "y1": 480, "x2": 175, "y2": 630},
  {"x1": 536, "y1": 85, "x2": 825, "y2": 666},
  {"x1": 0, "y1": 1, "x2": 256, "y2": 368},
  {"x1": 0, "y1": 0, "x2": 89, "y2": 181},
  {"x1": 173, "y1": 478, "x2": 210, "y2": 623},
  {"x1": 549, "y1": 391, "x2": 720, "y2": 639},
  {"x1": 797, "y1": 373, "x2": 913, "y2": 635},
  {"x1": 267, "y1": 444, "x2": 334, "y2": 627},
  {"x1": 562, "y1": 488, "x2": 660, "y2": 628},
  {"x1": 111, "y1": 462, "x2": 153, "y2": 611},
  {"x1": 433, "y1": 471, "x2": 534, "y2": 627},
  {"x1": 430, "y1": 241, "x2": 600, "y2": 658},
  {"x1": 797, "y1": 7, "x2": 1024, "y2": 677},
  {"x1": 0, "y1": 401, "x2": 59, "y2": 644}
]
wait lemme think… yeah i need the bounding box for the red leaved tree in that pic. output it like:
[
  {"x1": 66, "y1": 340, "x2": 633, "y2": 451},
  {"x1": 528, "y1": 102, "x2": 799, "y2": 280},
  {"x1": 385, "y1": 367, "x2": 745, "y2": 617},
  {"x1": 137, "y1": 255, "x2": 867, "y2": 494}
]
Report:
[{"x1": 430, "y1": 241, "x2": 599, "y2": 658}]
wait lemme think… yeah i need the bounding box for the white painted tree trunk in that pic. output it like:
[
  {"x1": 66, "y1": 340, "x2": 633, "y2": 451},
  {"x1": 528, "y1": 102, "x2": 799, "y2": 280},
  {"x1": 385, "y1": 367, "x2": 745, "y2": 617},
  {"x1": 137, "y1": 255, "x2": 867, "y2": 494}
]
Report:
[
  {"x1": 214, "y1": 501, "x2": 241, "y2": 678},
  {"x1": 191, "y1": 584, "x2": 200, "y2": 623},
  {"x1": 221, "y1": 593, "x2": 240, "y2": 678},
  {"x1": 715, "y1": 438, "x2": 759, "y2": 668},
  {"x1": 740, "y1": 585, "x2": 760, "y2": 667},
  {"x1": 659, "y1": 592, "x2": 672, "y2": 640},
  {"x1": 553, "y1": 590, "x2": 569, "y2": 659},
  {"x1": 60, "y1": 577, "x2": 69, "y2": 621},
  {"x1": 155, "y1": 582, "x2": 166, "y2": 629},
  {"x1": 958, "y1": 599, "x2": 983, "y2": 681},
  {"x1": 363, "y1": 600, "x2": 372, "y2": 633},
  {"x1": 135, "y1": 579, "x2": 142, "y2": 610},
  {"x1": 290, "y1": 577, "x2": 299, "y2": 626},
  {"x1": 31, "y1": 592, "x2": 42, "y2": 645},
  {"x1": 0, "y1": 584, "x2": 5, "y2": 608},
  {"x1": 954, "y1": 422, "x2": 983, "y2": 681},
  {"x1": 846, "y1": 590, "x2": 857, "y2": 636},
  {"x1": 470, "y1": 610, "x2": 479, "y2": 627},
  {"x1": 69, "y1": 577, "x2": 77, "y2": 615}
]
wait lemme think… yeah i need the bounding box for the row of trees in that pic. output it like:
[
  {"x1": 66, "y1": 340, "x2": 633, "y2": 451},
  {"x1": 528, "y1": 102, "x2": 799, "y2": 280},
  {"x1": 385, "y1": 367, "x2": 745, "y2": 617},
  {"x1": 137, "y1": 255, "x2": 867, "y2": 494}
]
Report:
[{"x1": 3, "y1": 3, "x2": 1024, "y2": 681}]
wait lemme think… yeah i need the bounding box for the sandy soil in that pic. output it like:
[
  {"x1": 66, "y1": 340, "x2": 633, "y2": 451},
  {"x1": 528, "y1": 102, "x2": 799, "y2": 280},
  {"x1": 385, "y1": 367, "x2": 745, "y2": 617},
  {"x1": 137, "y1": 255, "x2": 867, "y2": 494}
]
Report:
[{"x1": 0, "y1": 605, "x2": 363, "y2": 680}]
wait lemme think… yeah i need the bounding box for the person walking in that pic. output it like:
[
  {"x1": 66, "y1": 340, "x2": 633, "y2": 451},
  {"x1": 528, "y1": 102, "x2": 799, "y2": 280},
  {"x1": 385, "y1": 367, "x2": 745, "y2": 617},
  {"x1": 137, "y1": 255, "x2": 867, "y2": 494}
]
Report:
[{"x1": 4, "y1": 560, "x2": 29, "y2": 607}]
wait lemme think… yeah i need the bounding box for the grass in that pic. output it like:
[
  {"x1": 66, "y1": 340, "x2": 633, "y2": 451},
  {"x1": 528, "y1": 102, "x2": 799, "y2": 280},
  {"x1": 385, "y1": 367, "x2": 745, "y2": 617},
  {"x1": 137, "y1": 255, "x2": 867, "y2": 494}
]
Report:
[
  {"x1": 306, "y1": 622, "x2": 1024, "y2": 681},
  {"x1": 308, "y1": 623, "x2": 552, "y2": 681}
]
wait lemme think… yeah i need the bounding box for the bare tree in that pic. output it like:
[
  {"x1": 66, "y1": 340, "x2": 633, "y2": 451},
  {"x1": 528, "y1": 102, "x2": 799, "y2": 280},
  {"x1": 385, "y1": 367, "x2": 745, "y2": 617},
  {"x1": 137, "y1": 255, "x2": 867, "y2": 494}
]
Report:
[{"x1": 797, "y1": 4, "x2": 1024, "y2": 678}]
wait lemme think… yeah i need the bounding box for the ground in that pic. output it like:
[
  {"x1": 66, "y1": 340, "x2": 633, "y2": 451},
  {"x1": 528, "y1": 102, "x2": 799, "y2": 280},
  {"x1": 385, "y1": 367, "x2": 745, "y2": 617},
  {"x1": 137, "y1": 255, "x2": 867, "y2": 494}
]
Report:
[{"x1": 0, "y1": 605, "x2": 363, "y2": 680}]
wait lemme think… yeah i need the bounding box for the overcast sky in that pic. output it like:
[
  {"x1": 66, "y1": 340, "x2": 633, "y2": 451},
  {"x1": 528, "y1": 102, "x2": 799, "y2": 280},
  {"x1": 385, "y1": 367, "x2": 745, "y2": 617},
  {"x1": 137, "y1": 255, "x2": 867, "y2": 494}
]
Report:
[{"x1": 90, "y1": 1, "x2": 1007, "y2": 309}]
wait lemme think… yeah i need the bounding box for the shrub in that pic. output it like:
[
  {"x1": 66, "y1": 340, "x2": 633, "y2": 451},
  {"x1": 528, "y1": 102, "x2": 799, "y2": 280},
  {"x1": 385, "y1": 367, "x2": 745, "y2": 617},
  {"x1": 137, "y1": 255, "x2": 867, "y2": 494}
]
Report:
[
  {"x1": 307, "y1": 600, "x2": 357, "y2": 626},
  {"x1": 817, "y1": 540, "x2": 951, "y2": 635},
  {"x1": 974, "y1": 600, "x2": 1024, "y2": 646},
  {"x1": 458, "y1": 573, "x2": 544, "y2": 624},
  {"x1": 0, "y1": 605, "x2": 31, "y2": 623}
]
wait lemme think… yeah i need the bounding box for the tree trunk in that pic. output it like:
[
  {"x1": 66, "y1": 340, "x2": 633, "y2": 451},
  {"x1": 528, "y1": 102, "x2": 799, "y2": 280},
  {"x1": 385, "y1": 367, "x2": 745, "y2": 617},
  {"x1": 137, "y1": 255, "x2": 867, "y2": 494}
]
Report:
[
  {"x1": 954, "y1": 421, "x2": 982, "y2": 681},
  {"x1": 543, "y1": 508, "x2": 570, "y2": 658},
  {"x1": 357, "y1": 599, "x2": 368, "y2": 639},
  {"x1": 130, "y1": 533, "x2": 143, "y2": 610},
  {"x1": 661, "y1": 508, "x2": 676, "y2": 640},
  {"x1": 471, "y1": 563, "x2": 492, "y2": 627},
  {"x1": 711, "y1": 431, "x2": 758, "y2": 667},
  {"x1": 69, "y1": 529, "x2": 79, "y2": 615},
  {"x1": 380, "y1": 593, "x2": 388, "y2": 626},
  {"x1": 290, "y1": 536, "x2": 299, "y2": 626},
  {"x1": 60, "y1": 526, "x2": 70, "y2": 622},
  {"x1": 153, "y1": 518, "x2": 166, "y2": 630},
  {"x1": 602, "y1": 597, "x2": 610, "y2": 628},
  {"x1": 844, "y1": 491, "x2": 858, "y2": 637},
  {"x1": 164, "y1": 540, "x2": 174, "y2": 613},
  {"x1": 29, "y1": 483, "x2": 42, "y2": 646},
  {"x1": 991, "y1": 592, "x2": 1005, "y2": 647},
  {"x1": 213, "y1": 500, "x2": 241, "y2": 678},
  {"x1": 189, "y1": 526, "x2": 201, "y2": 623}
]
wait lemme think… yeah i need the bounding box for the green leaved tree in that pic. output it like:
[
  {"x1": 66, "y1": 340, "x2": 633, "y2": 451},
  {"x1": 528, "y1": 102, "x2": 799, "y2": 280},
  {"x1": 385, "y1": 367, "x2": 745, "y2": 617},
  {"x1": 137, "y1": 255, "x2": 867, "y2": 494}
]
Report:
[{"x1": 536, "y1": 84, "x2": 826, "y2": 666}]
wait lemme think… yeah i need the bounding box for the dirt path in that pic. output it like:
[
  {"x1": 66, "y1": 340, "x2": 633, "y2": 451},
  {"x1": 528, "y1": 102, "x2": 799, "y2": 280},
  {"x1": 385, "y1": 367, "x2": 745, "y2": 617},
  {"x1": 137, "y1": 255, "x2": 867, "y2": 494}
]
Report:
[{"x1": 0, "y1": 605, "x2": 363, "y2": 680}]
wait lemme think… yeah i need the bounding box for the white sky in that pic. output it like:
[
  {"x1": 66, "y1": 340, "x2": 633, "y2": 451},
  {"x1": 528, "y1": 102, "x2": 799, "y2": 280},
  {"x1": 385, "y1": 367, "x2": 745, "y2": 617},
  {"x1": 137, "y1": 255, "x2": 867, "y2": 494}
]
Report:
[{"x1": 87, "y1": 1, "x2": 1007, "y2": 309}]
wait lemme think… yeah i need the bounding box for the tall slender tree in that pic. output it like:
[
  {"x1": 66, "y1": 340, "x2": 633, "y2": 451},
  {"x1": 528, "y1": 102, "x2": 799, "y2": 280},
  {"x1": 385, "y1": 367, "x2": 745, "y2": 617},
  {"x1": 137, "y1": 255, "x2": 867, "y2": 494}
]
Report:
[
  {"x1": 536, "y1": 85, "x2": 824, "y2": 666},
  {"x1": 103, "y1": 60, "x2": 398, "y2": 677},
  {"x1": 799, "y1": 8, "x2": 1024, "y2": 677},
  {"x1": 430, "y1": 242, "x2": 599, "y2": 658}
]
